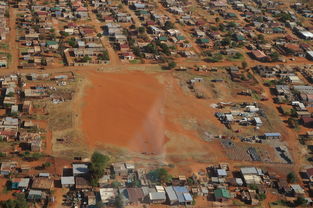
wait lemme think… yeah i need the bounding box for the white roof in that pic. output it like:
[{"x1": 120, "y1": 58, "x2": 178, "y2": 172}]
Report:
[
  {"x1": 155, "y1": 185, "x2": 165, "y2": 192},
  {"x1": 18, "y1": 178, "x2": 30, "y2": 188},
  {"x1": 61, "y1": 176, "x2": 75, "y2": 185},
  {"x1": 300, "y1": 31, "x2": 313, "y2": 38}
]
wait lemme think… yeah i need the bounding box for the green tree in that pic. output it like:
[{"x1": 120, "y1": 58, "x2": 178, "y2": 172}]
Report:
[
  {"x1": 164, "y1": 21, "x2": 174, "y2": 30},
  {"x1": 81, "y1": 56, "x2": 91, "y2": 63},
  {"x1": 242, "y1": 61, "x2": 248, "y2": 69},
  {"x1": 270, "y1": 52, "x2": 280, "y2": 62},
  {"x1": 147, "y1": 168, "x2": 172, "y2": 184},
  {"x1": 287, "y1": 172, "x2": 296, "y2": 183},
  {"x1": 167, "y1": 61, "x2": 176, "y2": 70},
  {"x1": 138, "y1": 27, "x2": 145, "y2": 34},
  {"x1": 0, "y1": 193, "x2": 28, "y2": 208},
  {"x1": 89, "y1": 152, "x2": 110, "y2": 186},
  {"x1": 114, "y1": 194, "x2": 124, "y2": 208},
  {"x1": 294, "y1": 197, "x2": 307, "y2": 207}
]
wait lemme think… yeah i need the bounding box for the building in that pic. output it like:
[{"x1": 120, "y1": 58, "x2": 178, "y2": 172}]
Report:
[
  {"x1": 214, "y1": 188, "x2": 231, "y2": 202},
  {"x1": 73, "y1": 163, "x2": 89, "y2": 176},
  {"x1": 165, "y1": 186, "x2": 178, "y2": 205},
  {"x1": 149, "y1": 192, "x2": 166, "y2": 203},
  {"x1": 61, "y1": 176, "x2": 75, "y2": 188},
  {"x1": 31, "y1": 177, "x2": 54, "y2": 190},
  {"x1": 99, "y1": 188, "x2": 115, "y2": 204}
]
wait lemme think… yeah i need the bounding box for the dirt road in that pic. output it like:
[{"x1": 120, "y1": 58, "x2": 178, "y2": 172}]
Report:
[{"x1": 87, "y1": 5, "x2": 121, "y2": 65}]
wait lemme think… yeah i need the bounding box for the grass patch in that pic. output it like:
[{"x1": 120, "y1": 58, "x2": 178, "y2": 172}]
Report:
[
  {"x1": 0, "y1": 43, "x2": 8, "y2": 49},
  {"x1": 129, "y1": 59, "x2": 140, "y2": 64}
]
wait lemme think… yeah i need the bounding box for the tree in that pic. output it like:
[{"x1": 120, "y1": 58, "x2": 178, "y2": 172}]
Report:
[
  {"x1": 114, "y1": 194, "x2": 124, "y2": 208},
  {"x1": 147, "y1": 168, "x2": 172, "y2": 184},
  {"x1": 287, "y1": 172, "x2": 296, "y2": 183},
  {"x1": 99, "y1": 51, "x2": 109, "y2": 61},
  {"x1": 167, "y1": 61, "x2": 176, "y2": 70},
  {"x1": 97, "y1": 33, "x2": 102, "y2": 38},
  {"x1": 138, "y1": 27, "x2": 145, "y2": 34},
  {"x1": 270, "y1": 51, "x2": 280, "y2": 62},
  {"x1": 164, "y1": 21, "x2": 174, "y2": 30},
  {"x1": 287, "y1": 118, "x2": 298, "y2": 129},
  {"x1": 60, "y1": 31, "x2": 69, "y2": 37},
  {"x1": 242, "y1": 61, "x2": 248, "y2": 69},
  {"x1": 81, "y1": 56, "x2": 91, "y2": 63},
  {"x1": 0, "y1": 193, "x2": 28, "y2": 208},
  {"x1": 294, "y1": 197, "x2": 307, "y2": 207},
  {"x1": 89, "y1": 152, "x2": 110, "y2": 186}
]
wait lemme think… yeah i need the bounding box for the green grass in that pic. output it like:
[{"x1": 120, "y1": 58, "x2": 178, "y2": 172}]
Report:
[
  {"x1": 129, "y1": 59, "x2": 140, "y2": 64},
  {"x1": 0, "y1": 43, "x2": 8, "y2": 49}
]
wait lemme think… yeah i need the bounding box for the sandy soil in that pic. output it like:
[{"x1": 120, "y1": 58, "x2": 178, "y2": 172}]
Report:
[{"x1": 81, "y1": 70, "x2": 166, "y2": 154}]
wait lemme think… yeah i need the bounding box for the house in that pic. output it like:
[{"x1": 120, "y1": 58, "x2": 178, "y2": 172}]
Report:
[
  {"x1": 297, "y1": 31, "x2": 313, "y2": 40},
  {"x1": 85, "y1": 191, "x2": 96, "y2": 206},
  {"x1": 73, "y1": 163, "x2": 89, "y2": 176},
  {"x1": 121, "y1": 52, "x2": 135, "y2": 60},
  {"x1": 31, "y1": 177, "x2": 54, "y2": 190},
  {"x1": 99, "y1": 188, "x2": 115, "y2": 204},
  {"x1": 61, "y1": 176, "x2": 75, "y2": 188},
  {"x1": 290, "y1": 184, "x2": 305, "y2": 197},
  {"x1": 165, "y1": 186, "x2": 178, "y2": 205},
  {"x1": 0, "y1": 161, "x2": 17, "y2": 175},
  {"x1": 149, "y1": 192, "x2": 166, "y2": 203},
  {"x1": 27, "y1": 189, "x2": 44, "y2": 201},
  {"x1": 282, "y1": 43, "x2": 305, "y2": 57},
  {"x1": 31, "y1": 137, "x2": 42, "y2": 152},
  {"x1": 0, "y1": 55, "x2": 7, "y2": 68},
  {"x1": 125, "y1": 188, "x2": 145, "y2": 205},
  {"x1": 305, "y1": 168, "x2": 313, "y2": 181},
  {"x1": 250, "y1": 50, "x2": 269, "y2": 62},
  {"x1": 18, "y1": 178, "x2": 30, "y2": 190},
  {"x1": 241, "y1": 167, "x2": 263, "y2": 185},
  {"x1": 264, "y1": 133, "x2": 281, "y2": 139},
  {"x1": 173, "y1": 186, "x2": 193, "y2": 205},
  {"x1": 75, "y1": 177, "x2": 91, "y2": 189},
  {"x1": 112, "y1": 162, "x2": 128, "y2": 177},
  {"x1": 214, "y1": 188, "x2": 231, "y2": 202}
]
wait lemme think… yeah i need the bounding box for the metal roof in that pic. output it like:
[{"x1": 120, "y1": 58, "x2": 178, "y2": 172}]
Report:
[
  {"x1": 149, "y1": 192, "x2": 166, "y2": 200},
  {"x1": 264, "y1": 133, "x2": 281, "y2": 137},
  {"x1": 61, "y1": 176, "x2": 75, "y2": 185},
  {"x1": 165, "y1": 186, "x2": 178, "y2": 201},
  {"x1": 73, "y1": 163, "x2": 89, "y2": 175}
]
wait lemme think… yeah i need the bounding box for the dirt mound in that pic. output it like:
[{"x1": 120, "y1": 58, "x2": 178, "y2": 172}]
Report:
[{"x1": 81, "y1": 71, "x2": 166, "y2": 154}]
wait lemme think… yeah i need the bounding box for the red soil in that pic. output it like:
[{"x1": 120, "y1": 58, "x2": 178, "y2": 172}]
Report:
[{"x1": 81, "y1": 71, "x2": 166, "y2": 154}]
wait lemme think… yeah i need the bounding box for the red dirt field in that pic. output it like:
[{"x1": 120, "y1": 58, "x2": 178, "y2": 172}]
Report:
[{"x1": 81, "y1": 71, "x2": 167, "y2": 154}]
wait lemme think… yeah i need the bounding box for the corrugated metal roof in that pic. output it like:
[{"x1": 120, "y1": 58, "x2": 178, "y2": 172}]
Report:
[{"x1": 165, "y1": 186, "x2": 178, "y2": 201}]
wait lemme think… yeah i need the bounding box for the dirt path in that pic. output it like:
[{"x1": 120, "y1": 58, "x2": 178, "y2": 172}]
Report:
[
  {"x1": 7, "y1": 7, "x2": 18, "y2": 71},
  {"x1": 155, "y1": 2, "x2": 202, "y2": 55},
  {"x1": 87, "y1": 5, "x2": 121, "y2": 65}
]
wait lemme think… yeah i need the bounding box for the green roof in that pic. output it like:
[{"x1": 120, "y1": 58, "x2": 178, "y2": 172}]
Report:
[
  {"x1": 138, "y1": 10, "x2": 148, "y2": 15},
  {"x1": 46, "y1": 40, "x2": 58, "y2": 46},
  {"x1": 235, "y1": 34, "x2": 245, "y2": 41},
  {"x1": 159, "y1": 36, "x2": 168, "y2": 41},
  {"x1": 199, "y1": 38, "x2": 209, "y2": 43},
  {"x1": 227, "y1": 13, "x2": 236, "y2": 17},
  {"x1": 214, "y1": 188, "x2": 231, "y2": 199},
  {"x1": 177, "y1": 35, "x2": 185, "y2": 40},
  {"x1": 273, "y1": 27, "x2": 283, "y2": 32}
]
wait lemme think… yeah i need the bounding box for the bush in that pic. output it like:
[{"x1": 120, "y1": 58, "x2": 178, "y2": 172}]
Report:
[
  {"x1": 287, "y1": 172, "x2": 296, "y2": 183},
  {"x1": 147, "y1": 168, "x2": 172, "y2": 184},
  {"x1": 167, "y1": 62, "x2": 176, "y2": 70}
]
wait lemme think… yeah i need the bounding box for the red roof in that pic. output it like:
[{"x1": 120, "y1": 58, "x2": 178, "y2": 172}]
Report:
[
  {"x1": 307, "y1": 168, "x2": 313, "y2": 177},
  {"x1": 0, "y1": 131, "x2": 16, "y2": 137},
  {"x1": 284, "y1": 43, "x2": 302, "y2": 52},
  {"x1": 76, "y1": 6, "x2": 87, "y2": 12},
  {"x1": 251, "y1": 50, "x2": 267, "y2": 59}
]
